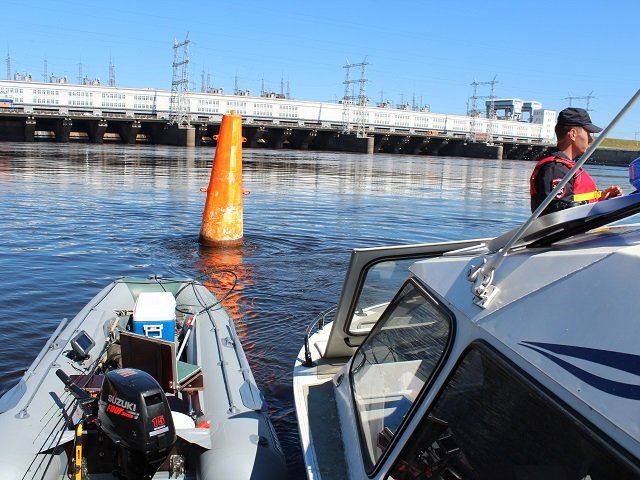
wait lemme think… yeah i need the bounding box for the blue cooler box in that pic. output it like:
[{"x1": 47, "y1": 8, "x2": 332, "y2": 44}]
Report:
[{"x1": 132, "y1": 291, "x2": 176, "y2": 342}]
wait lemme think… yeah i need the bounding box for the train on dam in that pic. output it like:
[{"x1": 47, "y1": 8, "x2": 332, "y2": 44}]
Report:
[{"x1": 0, "y1": 79, "x2": 556, "y2": 143}]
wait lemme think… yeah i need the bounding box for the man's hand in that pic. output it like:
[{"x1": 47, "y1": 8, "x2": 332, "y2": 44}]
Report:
[{"x1": 601, "y1": 185, "x2": 623, "y2": 200}]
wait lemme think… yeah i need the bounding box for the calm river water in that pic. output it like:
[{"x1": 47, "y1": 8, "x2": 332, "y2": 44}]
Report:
[{"x1": 0, "y1": 142, "x2": 629, "y2": 478}]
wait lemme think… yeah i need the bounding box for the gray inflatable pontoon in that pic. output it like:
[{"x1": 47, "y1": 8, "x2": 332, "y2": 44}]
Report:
[{"x1": 0, "y1": 276, "x2": 287, "y2": 479}]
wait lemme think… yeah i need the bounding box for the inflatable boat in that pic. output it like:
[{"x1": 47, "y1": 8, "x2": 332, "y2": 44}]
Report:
[{"x1": 0, "y1": 276, "x2": 286, "y2": 479}]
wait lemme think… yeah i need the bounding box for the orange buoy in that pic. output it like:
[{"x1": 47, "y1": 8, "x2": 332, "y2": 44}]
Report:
[{"x1": 199, "y1": 112, "x2": 245, "y2": 246}]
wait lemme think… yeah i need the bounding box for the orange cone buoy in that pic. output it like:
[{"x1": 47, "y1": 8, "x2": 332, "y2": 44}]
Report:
[{"x1": 200, "y1": 112, "x2": 245, "y2": 246}]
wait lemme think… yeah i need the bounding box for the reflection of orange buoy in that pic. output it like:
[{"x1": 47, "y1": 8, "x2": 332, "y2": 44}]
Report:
[
  {"x1": 200, "y1": 112, "x2": 244, "y2": 246},
  {"x1": 197, "y1": 244, "x2": 254, "y2": 348}
]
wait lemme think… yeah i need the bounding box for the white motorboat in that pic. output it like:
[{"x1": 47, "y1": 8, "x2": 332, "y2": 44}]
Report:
[
  {"x1": 0, "y1": 276, "x2": 286, "y2": 479},
  {"x1": 294, "y1": 95, "x2": 640, "y2": 479}
]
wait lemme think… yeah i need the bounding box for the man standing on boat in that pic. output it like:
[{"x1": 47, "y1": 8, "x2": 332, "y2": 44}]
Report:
[{"x1": 530, "y1": 107, "x2": 623, "y2": 215}]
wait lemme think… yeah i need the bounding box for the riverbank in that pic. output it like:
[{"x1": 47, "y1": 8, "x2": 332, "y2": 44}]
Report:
[{"x1": 590, "y1": 147, "x2": 639, "y2": 166}]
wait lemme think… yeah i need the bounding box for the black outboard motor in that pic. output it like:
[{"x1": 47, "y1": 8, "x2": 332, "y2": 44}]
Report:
[{"x1": 98, "y1": 368, "x2": 176, "y2": 479}]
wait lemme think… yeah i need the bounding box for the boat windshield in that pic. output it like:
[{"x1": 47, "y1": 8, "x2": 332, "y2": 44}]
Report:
[
  {"x1": 349, "y1": 258, "x2": 417, "y2": 335},
  {"x1": 386, "y1": 346, "x2": 639, "y2": 479},
  {"x1": 350, "y1": 281, "x2": 452, "y2": 471}
]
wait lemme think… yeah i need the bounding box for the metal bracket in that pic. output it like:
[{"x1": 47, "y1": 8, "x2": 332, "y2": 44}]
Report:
[{"x1": 467, "y1": 258, "x2": 499, "y2": 309}]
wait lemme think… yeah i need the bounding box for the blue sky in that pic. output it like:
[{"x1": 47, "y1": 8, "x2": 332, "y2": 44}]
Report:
[{"x1": 4, "y1": 0, "x2": 639, "y2": 138}]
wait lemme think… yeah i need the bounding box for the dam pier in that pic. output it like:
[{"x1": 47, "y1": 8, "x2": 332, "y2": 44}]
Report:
[{"x1": 0, "y1": 109, "x2": 550, "y2": 160}]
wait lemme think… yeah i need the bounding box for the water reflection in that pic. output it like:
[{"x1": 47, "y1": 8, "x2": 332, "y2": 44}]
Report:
[
  {"x1": 0, "y1": 142, "x2": 630, "y2": 478},
  {"x1": 195, "y1": 244, "x2": 254, "y2": 348}
]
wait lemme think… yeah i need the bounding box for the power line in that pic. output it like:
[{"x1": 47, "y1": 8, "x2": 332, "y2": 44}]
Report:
[{"x1": 565, "y1": 91, "x2": 595, "y2": 112}]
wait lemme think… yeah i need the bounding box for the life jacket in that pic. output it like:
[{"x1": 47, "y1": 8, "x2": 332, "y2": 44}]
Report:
[{"x1": 530, "y1": 155, "x2": 600, "y2": 205}]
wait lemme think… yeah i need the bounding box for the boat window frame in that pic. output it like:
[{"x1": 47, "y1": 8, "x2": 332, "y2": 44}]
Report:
[
  {"x1": 382, "y1": 341, "x2": 640, "y2": 479},
  {"x1": 342, "y1": 253, "x2": 445, "y2": 338},
  {"x1": 348, "y1": 277, "x2": 456, "y2": 475}
]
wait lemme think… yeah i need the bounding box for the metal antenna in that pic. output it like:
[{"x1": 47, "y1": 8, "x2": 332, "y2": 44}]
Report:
[
  {"x1": 170, "y1": 35, "x2": 190, "y2": 125},
  {"x1": 108, "y1": 58, "x2": 116, "y2": 87}
]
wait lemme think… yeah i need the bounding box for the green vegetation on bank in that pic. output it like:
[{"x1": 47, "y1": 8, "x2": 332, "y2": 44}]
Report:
[{"x1": 598, "y1": 138, "x2": 640, "y2": 150}]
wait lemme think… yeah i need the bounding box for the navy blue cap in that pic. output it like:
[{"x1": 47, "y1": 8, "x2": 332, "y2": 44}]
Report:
[{"x1": 557, "y1": 108, "x2": 602, "y2": 133}]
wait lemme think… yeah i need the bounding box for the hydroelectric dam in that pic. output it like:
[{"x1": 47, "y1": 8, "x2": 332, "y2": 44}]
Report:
[{"x1": 0, "y1": 78, "x2": 561, "y2": 160}]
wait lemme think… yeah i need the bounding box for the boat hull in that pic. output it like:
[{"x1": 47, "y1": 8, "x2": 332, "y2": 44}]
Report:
[{"x1": 0, "y1": 277, "x2": 286, "y2": 479}]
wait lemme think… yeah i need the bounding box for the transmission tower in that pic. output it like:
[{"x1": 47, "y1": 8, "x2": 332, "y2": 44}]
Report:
[
  {"x1": 5, "y1": 52, "x2": 10, "y2": 80},
  {"x1": 170, "y1": 35, "x2": 190, "y2": 126},
  {"x1": 77, "y1": 61, "x2": 83, "y2": 84},
  {"x1": 468, "y1": 76, "x2": 498, "y2": 141},
  {"x1": 468, "y1": 76, "x2": 498, "y2": 116},
  {"x1": 342, "y1": 58, "x2": 369, "y2": 135},
  {"x1": 43, "y1": 57, "x2": 48, "y2": 82},
  {"x1": 565, "y1": 91, "x2": 595, "y2": 111},
  {"x1": 109, "y1": 59, "x2": 116, "y2": 87},
  {"x1": 342, "y1": 62, "x2": 352, "y2": 132}
]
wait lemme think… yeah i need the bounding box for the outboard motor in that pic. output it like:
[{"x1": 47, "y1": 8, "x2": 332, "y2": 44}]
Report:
[{"x1": 98, "y1": 368, "x2": 176, "y2": 479}]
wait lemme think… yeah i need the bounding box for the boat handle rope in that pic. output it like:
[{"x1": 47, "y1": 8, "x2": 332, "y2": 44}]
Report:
[
  {"x1": 469, "y1": 88, "x2": 640, "y2": 309},
  {"x1": 303, "y1": 306, "x2": 337, "y2": 367}
]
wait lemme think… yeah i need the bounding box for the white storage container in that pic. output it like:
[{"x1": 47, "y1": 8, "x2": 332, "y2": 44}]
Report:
[{"x1": 132, "y1": 291, "x2": 176, "y2": 342}]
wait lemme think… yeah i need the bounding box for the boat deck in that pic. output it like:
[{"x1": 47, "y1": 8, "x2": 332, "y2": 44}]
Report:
[
  {"x1": 294, "y1": 345, "x2": 351, "y2": 480},
  {"x1": 306, "y1": 379, "x2": 348, "y2": 479}
]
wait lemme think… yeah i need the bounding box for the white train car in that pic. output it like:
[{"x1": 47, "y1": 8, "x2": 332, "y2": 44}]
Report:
[{"x1": 0, "y1": 79, "x2": 556, "y2": 142}]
